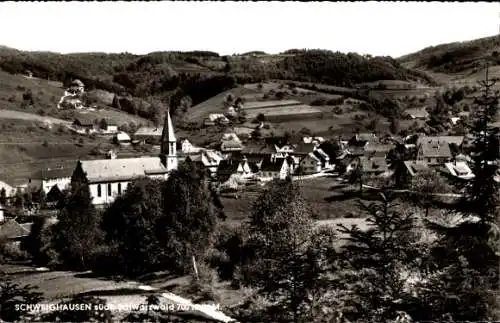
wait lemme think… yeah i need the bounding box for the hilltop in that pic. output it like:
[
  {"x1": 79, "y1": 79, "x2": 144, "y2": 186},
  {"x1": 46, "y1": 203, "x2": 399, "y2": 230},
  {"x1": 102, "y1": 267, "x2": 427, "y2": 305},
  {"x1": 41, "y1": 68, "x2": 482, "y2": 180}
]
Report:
[{"x1": 398, "y1": 35, "x2": 500, "y2": 86}]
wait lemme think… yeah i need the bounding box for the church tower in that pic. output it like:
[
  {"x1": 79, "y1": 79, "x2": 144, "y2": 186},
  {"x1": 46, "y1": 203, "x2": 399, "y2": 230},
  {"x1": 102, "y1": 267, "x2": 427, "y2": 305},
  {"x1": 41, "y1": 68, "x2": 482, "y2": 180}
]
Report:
[{"x1": 160, "y1": 108, "x2": 178, "y2": 171}]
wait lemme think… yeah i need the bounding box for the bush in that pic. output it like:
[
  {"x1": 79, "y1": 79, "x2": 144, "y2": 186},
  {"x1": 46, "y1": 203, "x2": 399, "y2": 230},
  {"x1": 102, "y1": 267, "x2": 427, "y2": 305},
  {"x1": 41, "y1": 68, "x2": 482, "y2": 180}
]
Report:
[
  {"x1": 332, "y1": 106, "x2": 343, "y2": 114},
  {"x1": 37, "y1": 108, "x2": 46, "y2": 116},
  {"x1": 42, "y1": 140, "x2": 49, "y2": 147}
]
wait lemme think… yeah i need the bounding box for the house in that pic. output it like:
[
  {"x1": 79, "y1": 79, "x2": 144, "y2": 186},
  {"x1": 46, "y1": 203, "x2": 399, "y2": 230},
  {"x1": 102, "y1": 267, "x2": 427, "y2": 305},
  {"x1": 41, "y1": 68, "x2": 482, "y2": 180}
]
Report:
[
  {"x1": 259, "y1": 157, "x2": 293, "y2": 180},
  {"x1": 0, "y1": 204, "x2": 6, "y2": 222},
  {"x1": 114, "y1": 131, "x2": 131, "y2": 146},
  {"x1": 348, "y1": 133, "x2": 378, "y2": 146},
  {"x1": 0, "y1": 219, "x2": 31, "y2": 246},
  {"x1": 69, "y1": 79, "x2": 85, "y2": 95},
  {"x1": 134, "y1": 127, "x2": 163, "y2": 145},
  {"x1": 73, "y1": 116, "x2": 96, "y2": 133},
  {"x1": 404, "y1": 108, "x2": 429, "y2": 120},
  {"x1": 186, "y1": 150, "x2": 223, "y2": 177},
  {"x1": 35, "y1": 167, "x2": 73, "y2": 194},
  {"x1": 358, "y1": 156, "x2": 390, "y2": 177},
  {"x1": 217, "y1": 159, "x2": 252, "y2": 183},
  {"x1": 205, "y1": 114, "x2": 230, "y2": 126},
  {"x1": 443, "y1": 161, "x2": 474, "y2": 180},
  {"x1": 313, "y1": 149, "x2": 331, "y2": 169},
  {"x1": 364, "y1": 144, "x2": 395, "y2": 158},
  {"x1": 403, "y1": 160, "x2": 431, "y2": 177},
  {"x1": 0, "y1": 181, "x2": 15, "y2": 198},
  {"x1": 274, "y1": 143, "x2": 295, "y2": 158},
  {"x1": 416, "y1": 137, "x2": 453, "y2": 166},
  {"x1": 297, "y1": 152, "x2": 322, "y2": 175},
  {"x1": 101, "y1": 123, "x2": 118, "y2": 134},
  {"x1": 72, "y1": 110, "x2": 178, "y2": 206},
  {"x1": 181, "y1": 139, "x2": 203, "y2": 154}
]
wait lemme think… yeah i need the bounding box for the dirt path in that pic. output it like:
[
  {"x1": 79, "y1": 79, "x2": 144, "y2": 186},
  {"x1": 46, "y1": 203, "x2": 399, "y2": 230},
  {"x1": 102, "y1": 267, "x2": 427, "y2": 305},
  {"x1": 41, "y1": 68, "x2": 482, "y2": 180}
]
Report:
[{"x1": 0, "y1": 109, "x2": 70, "y2": 125}]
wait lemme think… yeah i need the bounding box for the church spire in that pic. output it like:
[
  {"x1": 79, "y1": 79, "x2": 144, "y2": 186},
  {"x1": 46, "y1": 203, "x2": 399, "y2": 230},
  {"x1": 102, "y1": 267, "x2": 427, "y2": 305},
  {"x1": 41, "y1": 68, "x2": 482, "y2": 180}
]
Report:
[{"x1": 160, "y1": 108, "x2": 178, "y2": 171}]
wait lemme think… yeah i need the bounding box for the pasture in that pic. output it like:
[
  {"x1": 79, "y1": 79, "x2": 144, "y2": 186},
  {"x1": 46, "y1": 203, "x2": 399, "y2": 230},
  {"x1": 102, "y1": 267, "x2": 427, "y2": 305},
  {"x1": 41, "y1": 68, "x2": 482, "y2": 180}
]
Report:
[{"x1": 244, "y1": 104, "x2": 324, "y2": 121}]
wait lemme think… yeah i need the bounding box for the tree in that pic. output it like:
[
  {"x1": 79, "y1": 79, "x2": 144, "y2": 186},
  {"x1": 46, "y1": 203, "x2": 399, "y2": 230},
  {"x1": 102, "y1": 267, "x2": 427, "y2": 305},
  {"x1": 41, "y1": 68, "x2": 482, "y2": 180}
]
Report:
[
  {"x1": 389, "y1": 117, "x2": 400, "y2": 135},
  {"x1": 251, "y1": 128, "x2": 261, "y2": 140},
  {"x1": 99, "y1": 118, "x2": 108, "y2": 130},
  {"x1": 100, "y1": 178, "x2": 164, "y2": 276},
  {"x1": 410, "y1": 169, "x2": 451, "y2": 217},
  {"x1": 0, "y1": 278, "x2": 43, "y2": 322},
  {"x1": 388, "y1": 144, "x2": 410, "y2": 189},
  {"x1": 53, "y1": 178, "x2": 104, "y2": 270},
  {"x1": 159, "y1": 161, "x2": 225, "y2": 273},
  {"x1": 415, "y1": 67, "x2": 500, "y2": 322},
  {"x1": 256, "y1": 113, "x2": 266, "y2": 123},
  {"x1": 337, "y1": 193, "x2": 420, "y2": 323},
  {"x1": 236, "y1": 179, "x2": 333, "y2": 323},
  {"x1": 0, "y1": 188, "x2": 6, "y2": 205}
]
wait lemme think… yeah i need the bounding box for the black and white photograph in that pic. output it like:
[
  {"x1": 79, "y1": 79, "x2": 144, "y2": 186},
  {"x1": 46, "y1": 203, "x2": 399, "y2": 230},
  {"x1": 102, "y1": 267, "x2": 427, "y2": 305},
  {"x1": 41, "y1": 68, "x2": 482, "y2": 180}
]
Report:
[{"x1": 0, "y1": 1, "x2": 499, "y2": 322}]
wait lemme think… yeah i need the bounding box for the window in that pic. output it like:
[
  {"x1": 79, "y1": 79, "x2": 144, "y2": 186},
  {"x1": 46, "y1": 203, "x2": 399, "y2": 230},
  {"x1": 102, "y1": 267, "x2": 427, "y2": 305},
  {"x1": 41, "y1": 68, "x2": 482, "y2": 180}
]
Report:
[
  {"x1": 118, "y1": 183, "x2": 122, "y2": 195},
  {"x1": 427, "y1": 158, "x2": 431, "y2": 162},
  {"x1": 97, "y1": 184, "x2": 101, "y2": 197},
  {"x1": 107, "y1": 183, "x2": 112, "y2": 196}
]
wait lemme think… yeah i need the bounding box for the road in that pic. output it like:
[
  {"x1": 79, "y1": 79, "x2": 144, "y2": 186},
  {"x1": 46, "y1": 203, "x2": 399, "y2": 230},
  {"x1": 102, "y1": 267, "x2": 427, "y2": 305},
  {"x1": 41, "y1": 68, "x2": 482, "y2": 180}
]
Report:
[{"x1": 0, "y1": 109, "x2": 70, "y2": 125}]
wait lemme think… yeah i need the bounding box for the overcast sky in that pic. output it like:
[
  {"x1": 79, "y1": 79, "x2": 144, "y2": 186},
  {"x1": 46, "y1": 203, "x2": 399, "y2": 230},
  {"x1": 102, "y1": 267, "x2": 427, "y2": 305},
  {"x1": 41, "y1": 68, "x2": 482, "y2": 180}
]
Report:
[{"x1": 0, "y1": 2, "x2": 498, "y2": 57}]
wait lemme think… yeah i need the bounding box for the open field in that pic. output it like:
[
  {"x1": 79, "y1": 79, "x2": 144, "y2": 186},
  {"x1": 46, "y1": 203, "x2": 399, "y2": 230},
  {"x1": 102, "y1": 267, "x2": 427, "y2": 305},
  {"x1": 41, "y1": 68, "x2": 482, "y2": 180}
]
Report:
[
  {"x1": 244, "y1": 104, "x2": 323, "y2": 121},
  {"x1": 242, "y1": 99, "x2": 302, "y2": 110},
  {"x1": 75, "y1": 108, "x2": 152, "y2": 127},
  {"x1": 0, "y1": 108, "x2": 70, "y2": 125}
]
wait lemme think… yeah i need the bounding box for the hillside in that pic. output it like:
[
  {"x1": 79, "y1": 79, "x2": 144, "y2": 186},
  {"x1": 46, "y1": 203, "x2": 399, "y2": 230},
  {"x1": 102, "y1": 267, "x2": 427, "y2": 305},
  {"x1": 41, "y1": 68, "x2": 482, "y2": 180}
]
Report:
[
  {"x1": 0, "y1": 45, "x2": 438, "y2": 124},
  {"x1": 398, "y1": 35, "x2": 500, "y2": 86}
]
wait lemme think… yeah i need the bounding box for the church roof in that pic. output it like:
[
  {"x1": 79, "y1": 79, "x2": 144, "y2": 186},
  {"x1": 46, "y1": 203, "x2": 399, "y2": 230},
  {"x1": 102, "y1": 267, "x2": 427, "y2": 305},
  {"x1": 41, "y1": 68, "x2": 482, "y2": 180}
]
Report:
[
  {"x1": 79, "y1": 157, "x2": 169, "y2": 183},
  {"x1": 162, "y1": 109, "x2": 176, "y2": 142}
]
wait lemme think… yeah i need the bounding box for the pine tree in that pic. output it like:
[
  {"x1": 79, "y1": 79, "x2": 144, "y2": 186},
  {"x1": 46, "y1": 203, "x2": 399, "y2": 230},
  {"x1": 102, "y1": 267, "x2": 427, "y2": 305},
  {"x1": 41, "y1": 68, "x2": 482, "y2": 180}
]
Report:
[{"x1": 337, "y1": 193, "x2": 420, "y2": 323}]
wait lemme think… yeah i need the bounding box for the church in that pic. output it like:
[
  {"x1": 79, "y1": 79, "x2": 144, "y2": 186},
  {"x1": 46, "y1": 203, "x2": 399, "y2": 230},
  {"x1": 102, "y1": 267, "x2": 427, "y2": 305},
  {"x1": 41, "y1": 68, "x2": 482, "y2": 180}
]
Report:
[{"x1": 71, "y1": 109, "x2": 178, "y2": 205}]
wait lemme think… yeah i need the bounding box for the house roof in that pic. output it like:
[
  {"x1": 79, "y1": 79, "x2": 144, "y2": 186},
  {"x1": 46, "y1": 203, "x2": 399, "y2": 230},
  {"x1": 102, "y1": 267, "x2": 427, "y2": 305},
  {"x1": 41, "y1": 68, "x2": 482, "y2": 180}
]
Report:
[
  {"x1": 134, "y1": 127, "x2": 163, "y2": 137},
  {"x1": 359, "y1": 156, "x2": 389, "y2": 173},
  {"x1": 0, "y1": 181, "x2": 14, "y2": 192},
  {"x1": 444, "y1": 161, "x2": 474, "y2": 179},
  {"x1": 403, "y1": 160, "x2": 430, "y2": 177},
  {"x1": 79, "y1": 157, "x2": 169, "y2": 183},
  {"x1": 293, "y1": 142, "x2": 316, "y2": 155},
  {"x1": 71, "y1": 79, "x2": 84, "y2": 87},
  {"x1": 260, "y1": 157, "x2": 286, "y2": 172},
  {"x1": 36, "y1": 167, "x2": 73, "y2": 180},
  {"x1": 305, "y1": 152, "x2": 322, "y2": 163},
  {"x1": 356, "y1": 133, "x2": 378, "y2": 142},
  {"x1": 364, "y1": 144, "x2": 395, "y2": 153},
  {"x1": 73, "y1": 115, "x2": 95, "y2": 126},
  {"x1": 115, "y1": 131, "x2": 131, "y2": 141},
  {"x1": 417, "y1": 137, "x2": 455, "y2": 158},
  {"x1": 405, "y1": 108, "x2": 429, "y2": 119},
  {"x1": 417, "y1": 136, "x2": 464, "y2": 147},
  {"x1": 221, "y1": 140, "x2": 243, "y2": 151},
  {"x1": 242, "y1": 143, "x2": 275, "y2": 155},
  {"x1": 0, "y1": 220, "x2": 30, "y2": 240}
]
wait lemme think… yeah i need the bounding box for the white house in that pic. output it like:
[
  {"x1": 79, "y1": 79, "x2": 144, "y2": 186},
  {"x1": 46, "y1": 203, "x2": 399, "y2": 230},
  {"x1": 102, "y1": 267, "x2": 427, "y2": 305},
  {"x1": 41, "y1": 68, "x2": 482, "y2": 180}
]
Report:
[
  {"x1": 259, "y1": 157, "x2": 293, "y2": 180},
  {"x1": 36, "y1": 167, "x2": 73, "y2": 194},
  {"x1": 72, "y1": 110, "x2": 178, "y2": 206},
  {"x1": 181, "y1": 139, "x2": 203, "y2": 154},
  {"x1": 274, "y1": 144, "x2": 295, "y2": 159},
  {"x1": 298, "y1": 152, "x2": 322, "y2": 175},
  {"x1": 444, "y1": 161, "x2": 474, "y2": 180},
  {"x1": 114, "y1": 131, "x2": 131, "y2": 146}
]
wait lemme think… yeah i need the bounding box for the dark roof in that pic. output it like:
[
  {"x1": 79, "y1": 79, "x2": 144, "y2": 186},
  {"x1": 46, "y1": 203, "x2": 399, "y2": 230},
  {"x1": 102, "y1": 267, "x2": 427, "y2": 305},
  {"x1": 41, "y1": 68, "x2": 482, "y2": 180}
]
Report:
[
  {"x1": 293, "y1": 143, "x2": 315, "y2": 155},
  {"x1": 260, "y1": 157, "x2": 286, "y2": 172},
  {"x1": 248, "y1": 162, "x2": 260, "y2": 173},
  {"x1": 217, "y1": 160, "x2": 240, "y2": 176},
  {"x1": 0, "y1": 220, "x2": 30, "y2": 240},
  {"x1": 36, "y1": 167, "x2": 73, "y2": 180},
  {"x1": 359, "y1": 156, "x2": 389, "y2": 173},
  {"x1": 73, "y1": 115, "x2": 95, "y2": 126},
  {"x1": 418, "y1": 139, "x2": 452, "y2": 158},
  {"x1": 242, "y1": 143, "x2": 275, "y2": 155},
  {"x1": 404, "y1": 160, "x2": 430, "y2": 177}
]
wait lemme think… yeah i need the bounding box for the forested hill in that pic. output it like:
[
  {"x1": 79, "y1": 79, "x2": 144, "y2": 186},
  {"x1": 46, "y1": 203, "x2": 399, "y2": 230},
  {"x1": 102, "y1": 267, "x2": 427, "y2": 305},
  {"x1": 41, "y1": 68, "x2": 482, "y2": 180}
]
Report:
[
  {"x1": 398, "y1": 35, "x2": 500, "y2": 74},
  {"x1": 0, "y1": 45, "x2": 436, "y2": 121}
]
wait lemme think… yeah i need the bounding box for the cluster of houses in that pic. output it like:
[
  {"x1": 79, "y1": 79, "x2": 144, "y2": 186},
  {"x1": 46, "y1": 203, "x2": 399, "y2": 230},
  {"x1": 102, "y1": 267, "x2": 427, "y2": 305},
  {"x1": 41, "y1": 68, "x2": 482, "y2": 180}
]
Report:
[{"x1": 0, "y1": 101, "x2": 491, "y2": 244}]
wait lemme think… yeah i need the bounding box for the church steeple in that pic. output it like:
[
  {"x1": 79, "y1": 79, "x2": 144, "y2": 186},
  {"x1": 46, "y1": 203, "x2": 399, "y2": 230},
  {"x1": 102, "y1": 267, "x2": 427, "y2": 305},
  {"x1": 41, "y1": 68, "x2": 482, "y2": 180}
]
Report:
[{"x1": 160, "y1": 108, "x2": 178, "y2": 170}]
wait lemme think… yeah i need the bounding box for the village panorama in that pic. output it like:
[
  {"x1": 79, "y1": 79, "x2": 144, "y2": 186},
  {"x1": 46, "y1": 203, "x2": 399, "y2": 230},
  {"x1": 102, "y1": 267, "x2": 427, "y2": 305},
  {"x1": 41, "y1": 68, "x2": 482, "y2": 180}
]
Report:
[{"x1": 0, "y1": 8, "x2": 500, "y2": 323}]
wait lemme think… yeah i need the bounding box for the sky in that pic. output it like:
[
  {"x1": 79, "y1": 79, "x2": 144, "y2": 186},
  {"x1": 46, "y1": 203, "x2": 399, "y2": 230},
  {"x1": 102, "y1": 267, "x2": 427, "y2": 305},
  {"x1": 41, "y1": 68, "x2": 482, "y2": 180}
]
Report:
[{"x1": 0, "y1": 1, "x2": 498, "y2": 58}]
